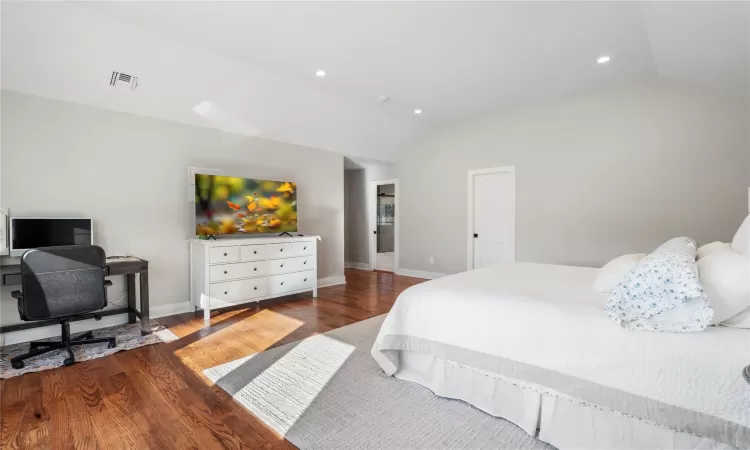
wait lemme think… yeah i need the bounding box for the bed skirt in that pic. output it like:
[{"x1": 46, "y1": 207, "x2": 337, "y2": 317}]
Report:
[{"x1": 395, "y1": 351, "x2": 733, "y2": 450}]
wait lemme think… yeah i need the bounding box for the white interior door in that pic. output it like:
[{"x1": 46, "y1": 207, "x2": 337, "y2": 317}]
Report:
[{"x1": 469, "y1": 168, "x2": 515, "y2": 270}]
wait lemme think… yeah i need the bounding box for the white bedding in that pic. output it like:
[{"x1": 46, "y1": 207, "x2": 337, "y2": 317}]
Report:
[{"x1": 371, "y1": 263, "x2": 750, "y2": 448}]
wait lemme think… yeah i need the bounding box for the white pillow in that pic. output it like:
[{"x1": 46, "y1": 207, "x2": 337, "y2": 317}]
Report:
[
  {"x1": 697, "y1": 241, "x2": 730, "y2": 260},
  {"x1": 731, "y1": 214, "x2": 750, "y2": 255},
  {"x1": 592, "y1": 253, "x2": 646, "y2": 293},
  {"x1": 698, "y1": 249, "x2": 750, "y2": 324}
]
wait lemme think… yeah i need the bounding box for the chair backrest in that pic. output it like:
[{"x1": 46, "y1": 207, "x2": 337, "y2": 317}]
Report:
[{"x1": 19, "y1": 245, "x2": 107, "y2": 321}]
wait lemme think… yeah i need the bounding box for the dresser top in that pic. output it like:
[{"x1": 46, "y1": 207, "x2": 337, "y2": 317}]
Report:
[{"x1": 188, "y1": 235, "x2": 320, "y2": 246}]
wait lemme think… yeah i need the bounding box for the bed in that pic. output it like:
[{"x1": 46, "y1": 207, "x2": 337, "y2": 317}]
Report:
[{"x1": 371, "y1": 262, "x2": 750, "y2": 449}]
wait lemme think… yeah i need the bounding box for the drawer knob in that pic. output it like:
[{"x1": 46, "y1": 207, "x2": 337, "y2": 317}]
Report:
[
  {"x1": 223, "y1": 253, "x2": 227, "y2": 256},
  {"x1": 304, "y1": 261, "x2": 307, "y2": 265},
  {"x1": 224, "y1": 270, "x2": 228, "y2": 274},
  {"x1": 280, "y1": 264, "x2": 284, "y2": 267},
  {"x1": 304, "y1": 278, "x2": 307, "y2": 282},
  {"x1": 304, "y1": 246, "x2": 307, "y2": 250},
  {"x1": 254, "y1": 267, "x2": 257, "y2": 271},
  {"x1": 254, "y1": 250, "x2": 257, "y2": 254},
  {"x1": 281, "y1": 281, "x2": 284, "y2": 285},
  {"x1": 224, "y1": 291, "x2": 228, "y2": 295},
  {"x1": 280, "y1": 248, "x2": 284, "y2": 252},
  {"x1": 254, "y1": 287, "x2": 257, "y2": 290}
]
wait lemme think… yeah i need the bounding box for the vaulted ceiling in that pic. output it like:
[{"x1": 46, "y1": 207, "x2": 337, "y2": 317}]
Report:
[{"x1": 2, "y1": 1, "x2": 748, "y2": 162}]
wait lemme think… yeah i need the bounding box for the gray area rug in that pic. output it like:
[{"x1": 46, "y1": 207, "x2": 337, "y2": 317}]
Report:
[
  {"x1": 204, "y1": 315, "x2": 555, "y2": 449},
  {"x1": 0, "y1": 321, "x2": 177, "y2": 379}
]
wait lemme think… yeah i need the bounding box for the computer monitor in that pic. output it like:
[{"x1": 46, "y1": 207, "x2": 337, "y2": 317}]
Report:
[{"x1": 9, "y1": 217, "x2": 93, "y2": 257}]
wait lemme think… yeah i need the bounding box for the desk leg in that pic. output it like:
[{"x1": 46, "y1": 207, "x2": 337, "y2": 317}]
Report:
[
  {"x1": 139, "y1": 270, "x2": 151, "y2": 336},
  {"x1": 127, "y1": 274, "x2": 137, "y2": 324}
]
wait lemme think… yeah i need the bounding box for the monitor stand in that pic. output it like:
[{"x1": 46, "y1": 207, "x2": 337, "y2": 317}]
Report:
[{"x1": 278, "y1": 232, "x2": 294, "y2": 237}]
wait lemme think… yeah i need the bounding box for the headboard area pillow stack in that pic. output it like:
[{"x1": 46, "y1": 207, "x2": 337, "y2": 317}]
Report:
[
  {"x1": 605, "y1": 237, "x2": 713, "y2": 332},
  {"x1": 697, "y1": 241, "x2": 731, "y2": 260},
  {"x1": 600, "y1": 214, "x2": 750, "y2": 332}
]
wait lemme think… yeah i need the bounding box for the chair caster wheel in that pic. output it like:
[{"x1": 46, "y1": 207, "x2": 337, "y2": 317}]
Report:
[
  {"x1": 108, "y1": 341, "x2": 116, "y2": 349},
  {"x1": 63, "y1": 358, "x2": 75, "y2": 366},
  {"x1": 11, "y1": 360, "x2": 24, "y2": 369}
]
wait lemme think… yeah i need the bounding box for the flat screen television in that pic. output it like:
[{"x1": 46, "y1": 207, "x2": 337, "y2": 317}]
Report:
[{"x1": 195, "y1": 174, "x2": 297, "y2": 236}]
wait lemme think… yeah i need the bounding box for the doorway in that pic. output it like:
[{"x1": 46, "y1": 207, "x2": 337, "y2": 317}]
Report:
[
  {"x1": 467, "y1": 167, "x2": 515, "y2": 270},
  {"x1": 370, "y1": 179, "x2": 398, "y2": 272}
]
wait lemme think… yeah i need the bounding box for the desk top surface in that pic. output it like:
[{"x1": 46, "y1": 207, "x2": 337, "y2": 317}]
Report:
[
  {"x1": 105, "y1": 256, "x2": 148, "y2": 264},
  {"x1": 1, "y1": 256, "x2": 148, "y2": 275}
]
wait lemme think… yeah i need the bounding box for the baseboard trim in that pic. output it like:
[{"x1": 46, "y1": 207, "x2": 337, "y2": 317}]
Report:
[
  {"x1": 1, "y1": 314, "x2": 130, "y2": 346},
  {"x1": 318, "y1": 276, "x2": 346, "y2": 288},
  {"x1": 395, "y1": 268, "x2": 449, "y2": 280},
  {"x1": 151, "y1": 302, "x2": 192, "y2": 319},
  {"x1": 345, "y1": 262, "x2": 372, "y2": 271}
]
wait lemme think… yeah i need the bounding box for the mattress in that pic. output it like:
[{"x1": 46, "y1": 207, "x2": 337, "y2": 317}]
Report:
[{"x1": 371, "y1": 263, "x2": 750, "y2": 448}]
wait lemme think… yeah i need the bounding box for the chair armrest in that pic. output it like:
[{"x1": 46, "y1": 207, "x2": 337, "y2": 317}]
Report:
[
  {"x1": 104, "y1": 280, "x2": 113, "y2": 288},
  {"x1": 11, "y1": 290, "x2": 22, "y2": 300}
]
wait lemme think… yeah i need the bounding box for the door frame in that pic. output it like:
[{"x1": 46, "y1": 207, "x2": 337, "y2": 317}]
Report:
[
  {"x1": 466, "y1": 166, "x2": 516, "y2": 271},
  {"x1": 369, "y1": 178, "x2": 399, "y2": 272}
]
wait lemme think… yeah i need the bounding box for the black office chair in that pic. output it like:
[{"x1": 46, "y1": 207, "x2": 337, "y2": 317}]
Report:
[{"x1": 10, "y1": 245, "x2": 117, "y2": 369}]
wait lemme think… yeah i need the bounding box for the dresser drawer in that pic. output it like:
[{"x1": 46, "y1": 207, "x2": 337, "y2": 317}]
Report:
[
  {"x1": 267, "y1": 243, "x2": 293, "y2": 259},
  {"x1": 209, "y1": 246, "x2": 239, "y2": 264},
  {"x1": 209, "y1": 278, "x2": 268, "y2": 304},
  {"x1": 241, "y1": 244, "x2": 268, "y2": 261},
  {"x1": 268, "y1": 271, "x2": 315, "y2": 295},
  {"x1": 292, "y1": 241, "x2": 314, "y2": 256},
  {"x1": 210, "y1": 261, "x2": 269, "y2": 283},
  {"x1": 268, "y1": 256, "x2": 313, "y2": 275}
]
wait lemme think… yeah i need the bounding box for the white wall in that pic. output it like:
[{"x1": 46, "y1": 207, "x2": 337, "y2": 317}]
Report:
[
  {"x1": 0, "y1": 90, "x2": 345, "y2": 327},
  {"x1": 399, "y1": 81, "x2": 750, "y2": 274},
  {"x1": 344, "y1": 169, "x2": 369, "y2": 265}
]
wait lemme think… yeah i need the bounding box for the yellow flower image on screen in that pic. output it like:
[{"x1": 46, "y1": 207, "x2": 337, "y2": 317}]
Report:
[{"x1": 195, "y1": 175, "x2": 297, "y2": 235}]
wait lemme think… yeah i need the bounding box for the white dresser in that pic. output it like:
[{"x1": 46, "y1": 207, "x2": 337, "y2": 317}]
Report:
[{"x1": 189, "y1": 236, "x2": 320, "y2": 323}]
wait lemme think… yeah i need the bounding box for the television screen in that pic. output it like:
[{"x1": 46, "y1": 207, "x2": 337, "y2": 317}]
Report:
[
  {"x1": 195, "y1": 174, "x2": 297, "y2": 235},
  {"x1": 11, "y1": 218, "x2": 93, "y2": 253}
]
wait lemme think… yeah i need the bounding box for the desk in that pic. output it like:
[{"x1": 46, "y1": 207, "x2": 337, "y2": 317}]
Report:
[{"x1": 0, "y1": 257, "x2": 151, "y2": 336}]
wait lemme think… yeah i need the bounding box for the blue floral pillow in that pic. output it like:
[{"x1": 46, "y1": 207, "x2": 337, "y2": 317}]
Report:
[{"x1": 605, "y1": 237, "x2": 714, "y2": 332}]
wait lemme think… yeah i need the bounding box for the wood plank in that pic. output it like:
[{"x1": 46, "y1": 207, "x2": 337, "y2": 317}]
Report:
[
  {"x1": 47, "y1": 399, "x2": 75, "y2": 450},
  {"x1": 127, "y1": 372, "x2": 202, "y2": 450},
  {"x1": 0, "y1": 401, "x2": 26, "y2": 450},
  {"x1": 63, "y1": 394, "x2": 100, "y2": 450},
  {"x1": 18, "y1": 373, "x2": 50, "y2": 449},
  {"x1": 41, "y1": 370, "x2": 65, "y2": 406}
]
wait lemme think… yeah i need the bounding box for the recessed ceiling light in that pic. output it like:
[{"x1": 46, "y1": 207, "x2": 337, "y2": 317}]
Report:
[
  {"x1": 414, "y1": 109, "x2": 422, "y2": 115},
  {"x1": 315, "y1": 70, "x2": 326, "y2": 77},
  {"x1": 597, "y1": 56, "x2": 611, "y2": 64}
]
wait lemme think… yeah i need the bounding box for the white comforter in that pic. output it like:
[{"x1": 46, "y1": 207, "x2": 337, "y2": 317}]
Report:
[{"x1": 371, "y1": 263, "x2": 750, "y2": 448}]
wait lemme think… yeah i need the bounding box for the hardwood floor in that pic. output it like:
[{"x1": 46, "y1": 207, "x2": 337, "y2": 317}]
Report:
[{"x1": 0, "y1": 269, "x2": 426, "y2": 449}]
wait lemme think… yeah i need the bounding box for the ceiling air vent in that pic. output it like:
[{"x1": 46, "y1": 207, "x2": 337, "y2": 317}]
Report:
[{"x1": 110, "y1": 71, "x2": 139, "y2": 90}]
